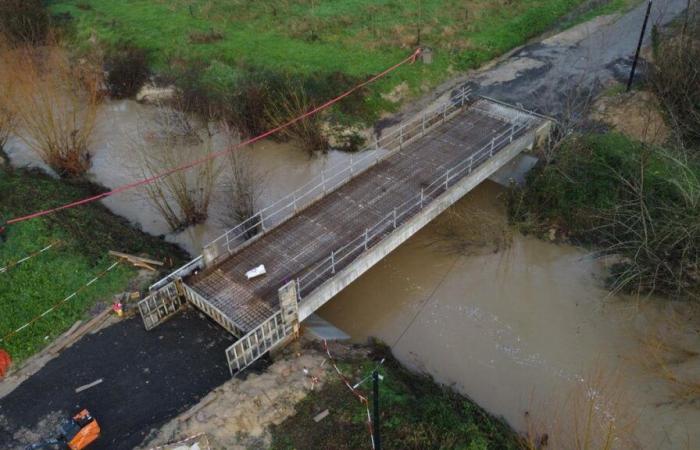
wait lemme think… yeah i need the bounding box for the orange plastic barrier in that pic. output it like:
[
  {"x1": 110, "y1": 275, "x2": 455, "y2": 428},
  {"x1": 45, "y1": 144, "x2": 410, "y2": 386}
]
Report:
[{"x1": 0, "y1": 349, "x2": 11, "y2": 378}]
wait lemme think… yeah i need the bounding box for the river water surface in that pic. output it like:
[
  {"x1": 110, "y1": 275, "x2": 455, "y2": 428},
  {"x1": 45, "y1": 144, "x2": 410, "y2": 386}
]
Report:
[
  {"x1": 6, "y1": 99, "x2": 699, "y2": 448},
  {"x1": 319, "y1": 182, "x2": 700, "y2": 449}
]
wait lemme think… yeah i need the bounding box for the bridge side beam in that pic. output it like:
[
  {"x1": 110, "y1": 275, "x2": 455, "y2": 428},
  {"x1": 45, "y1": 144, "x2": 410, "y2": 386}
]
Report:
[{"x1": 298, "y1": 125, "x2": 548, "y2": 321}]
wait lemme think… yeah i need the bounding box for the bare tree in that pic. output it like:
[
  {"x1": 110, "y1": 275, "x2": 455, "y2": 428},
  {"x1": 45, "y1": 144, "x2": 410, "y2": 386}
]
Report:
[
  {"x1": 265, "y1": 81, "x2": 328, "y2": 155},
  {"x1": 132, "y1": 101, "x2": 222, "y2": 232},
  {"x1": 218, "y1": 123, "x2": 266, "y2": 235},
  {"x1": 1, "y1": 39, "x2": 102, "y2": 177},
  {"x1": 0, "y1": 39, "x2": 14, "y2": 167}
]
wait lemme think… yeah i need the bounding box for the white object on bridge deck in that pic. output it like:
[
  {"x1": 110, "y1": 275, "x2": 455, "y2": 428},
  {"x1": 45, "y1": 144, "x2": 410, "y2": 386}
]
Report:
[
  {"x1": 245, "y1": 264, "x2": 267, "y2": 280},
  {"x1": 303, "y1": 314, "x2": 351, "y2": 341}
]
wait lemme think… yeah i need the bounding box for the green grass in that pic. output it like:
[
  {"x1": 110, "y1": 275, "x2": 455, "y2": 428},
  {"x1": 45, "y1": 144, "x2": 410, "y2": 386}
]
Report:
[
  {"x1": 270, "y1": 345, "x2": 521, "y2": 449},
  {"x1": 48, "y1": 0, "x2": 628, "y2": 118},
  {"x1": 0, "y1": 169, "x2": 186, "y2": 362}
]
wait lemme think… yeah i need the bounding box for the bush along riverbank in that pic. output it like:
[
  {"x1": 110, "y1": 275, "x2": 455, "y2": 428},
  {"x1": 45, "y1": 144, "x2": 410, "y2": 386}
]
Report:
[
  {"x1": 508, "y1": 11, "x2": 700, "y2": 301},
  {"x1": 0, "y1": 168, "x2": 187, "y2": 362},
  {"x1": 44, "y1": 0, "x2": 636, "y2": 133},
  {"x1": 509, "y1": 132, "x2": 699, "y2": 300}
]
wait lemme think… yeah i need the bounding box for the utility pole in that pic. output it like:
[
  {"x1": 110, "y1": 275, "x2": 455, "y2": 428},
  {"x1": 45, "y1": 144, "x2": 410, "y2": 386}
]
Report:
[
  {"x1": 627, "y1": 0, "x2": 653, "y2": 91},
  {"x1": 372, "y1": 370, "x2": 381, "y2": 450}
]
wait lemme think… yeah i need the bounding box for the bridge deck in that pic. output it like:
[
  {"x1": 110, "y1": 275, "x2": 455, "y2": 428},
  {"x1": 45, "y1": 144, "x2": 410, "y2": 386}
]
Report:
[{"x1": 187, "y1": 99, "x2": 543, "y2": 334}]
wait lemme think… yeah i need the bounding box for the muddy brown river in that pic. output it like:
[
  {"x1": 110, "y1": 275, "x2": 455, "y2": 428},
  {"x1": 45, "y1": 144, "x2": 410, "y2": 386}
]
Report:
[
  {"x1": 319, "y1": 182, "x2": 700, "y2": 449},
  {"x1": 6, "y1": 99, "x2": 699, "y2": 448}
]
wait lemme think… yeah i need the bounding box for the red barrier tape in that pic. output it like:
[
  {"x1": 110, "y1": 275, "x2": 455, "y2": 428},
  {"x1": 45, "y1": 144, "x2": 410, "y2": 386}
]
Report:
[
  {"x1": 323, "y1": 340, "x2": 376, "y2": 449},
  {"x1": 7, "y1": 49, "x2": 422, "y2": 226}
]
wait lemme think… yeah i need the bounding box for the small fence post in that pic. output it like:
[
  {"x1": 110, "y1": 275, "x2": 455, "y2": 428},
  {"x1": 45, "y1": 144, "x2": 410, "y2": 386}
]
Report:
[
  {"x1": 490, "y1": 138, "x2": 495, "y2": 156},
  {"x1": 260, "y1": 215, "x2": 266, "y2": 233},
  {"x1": 445, "y1": 168, "x2": 450, "y2": 189},
  {"x1": 322, "y1": 171, "x2": 326, "y2": 194},
  {"x1": 443, "y1": 103, "x2": 447, "y2": 122},
  {"x1": 461, "y1": 86, "x2": 467, "y2": 107},
  {"x1": 393, "y1": 208, "x2": 397, "y2": 229},
  {"x1": 399, "y1": 125, "x2": 404, "y2": 149},
  {"x1": 293, "y1": 192, "x2": 298, "y2": 212},
  {"x1": 331, "y1": 250, "x2": 336, "y2": 274},
  {"x1": 420, "y1": 187, "x2": 424, "y2": 207},
  {"x1": 350, "y1": 155, "x2": 354, "y2": 175},
  {"x1": 469, "y1": 156, "x2": 473, "y2": 173},
  {"x1": 510, "y1": 124, "x2": 515, "y2": 143},
  {"x1": 364, "y1": 228, "x2": 369, "y2": 250},
  {"x1": 422, "y1": 112, "x2": 426, "y2": 135},
  {"x1": 375, "y1": 134, "x2": 379, "y2": 151}
]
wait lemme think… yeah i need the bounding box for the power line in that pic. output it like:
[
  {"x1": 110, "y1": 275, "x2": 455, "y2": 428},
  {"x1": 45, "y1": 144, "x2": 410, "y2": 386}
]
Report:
[
  {"x1": 7, "y1": 49, "x2": 422, "y2": 227},
  {"x1": 391, "y1": 255, "x2": 460, "y2": 349}
]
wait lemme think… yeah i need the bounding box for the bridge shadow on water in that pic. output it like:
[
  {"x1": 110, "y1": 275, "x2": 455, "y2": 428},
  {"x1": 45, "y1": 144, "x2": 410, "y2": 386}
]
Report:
[{"x1": 0, "y1": 310, "x2": 234, "y2": 450}]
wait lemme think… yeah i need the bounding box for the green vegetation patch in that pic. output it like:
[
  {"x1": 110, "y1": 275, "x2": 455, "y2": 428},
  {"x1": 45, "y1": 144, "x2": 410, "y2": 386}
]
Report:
[
  {"x1": 47, "y1": 0, "x2": 626, "y2": 118},
  {"x1": 270, "y1": 345, "x2": 520, "y2": 449},
  {"x1": 0, "y1": 169, "x2": 186, "y2": 361},
  {"x1": 509, "y1": 133, "x2": 700, "y2": 299}
]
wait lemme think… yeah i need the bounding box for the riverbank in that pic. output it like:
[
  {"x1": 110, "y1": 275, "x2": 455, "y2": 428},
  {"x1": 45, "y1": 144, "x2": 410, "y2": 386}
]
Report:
[
  {"x1": 0, "y1": 168, "x2": 187, "y2": 362},
  {"x1": 46, "y1": 0, "x2": 637, "y2": 125},
  {"x1": 137, "y1": 339, "x2": 521, "y2": 450}
]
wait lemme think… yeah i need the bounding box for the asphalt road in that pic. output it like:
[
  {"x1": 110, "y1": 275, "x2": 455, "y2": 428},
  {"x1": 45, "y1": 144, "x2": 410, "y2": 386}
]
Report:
[
  {"x1": 0, "y1": 311, "x2": 234, "y2": 450},
  {"x1": 471, "y1": 0, "x2": 690, "y2": 114}
]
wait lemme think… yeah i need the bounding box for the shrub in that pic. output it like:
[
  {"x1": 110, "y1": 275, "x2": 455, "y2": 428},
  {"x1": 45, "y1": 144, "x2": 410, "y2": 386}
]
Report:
[
  {"x1": 0, "y1": 0, "x2": 49, "y2": 45},
  {"x1": 650, "y1": 12, "x2": 700, "y2": 149},
  {"x1": 1, "y1": 41, "x2": 102, "y2": 178},
  {"x1": 510, "y1": 133, "x2": 700, "y2": 299},
  {"x1": 105, "y1": 43, "x2": 150, "y2": 99}
]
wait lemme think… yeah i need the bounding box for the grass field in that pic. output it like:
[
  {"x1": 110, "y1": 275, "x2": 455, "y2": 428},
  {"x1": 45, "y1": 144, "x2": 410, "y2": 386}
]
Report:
[
  {"x1": 0, "y1": 169, "x2": 186, "y2": 362},
  {"x1": 48, "y1": 0, "x2": 624, "y2": 118}
]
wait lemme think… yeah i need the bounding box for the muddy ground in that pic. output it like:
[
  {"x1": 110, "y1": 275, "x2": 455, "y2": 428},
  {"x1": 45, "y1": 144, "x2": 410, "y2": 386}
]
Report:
[{"x1": 0, "y1": 310, "x2": 234, "y2": 450}]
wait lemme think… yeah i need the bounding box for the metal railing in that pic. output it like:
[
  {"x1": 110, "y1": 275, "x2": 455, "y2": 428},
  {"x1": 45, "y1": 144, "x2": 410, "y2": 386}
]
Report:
[
  {"x1": 181, "y1": 283, "x2": 245, "y2": 337},
  {"x1": 224, "y1": 309, "x2": 289, "y2": 375},
  {"x1": 201, "y1": 87, "x2": 471, "y2": 260},
  {"x1": 294, "y1": 120, "x2": 529, "y2": 299},
  {"x1": 151, "y1": 87, "x2": 472, "y2": 290},
  {"x1": 138, "y1": 282, "x2": 186, "y2": 330}
]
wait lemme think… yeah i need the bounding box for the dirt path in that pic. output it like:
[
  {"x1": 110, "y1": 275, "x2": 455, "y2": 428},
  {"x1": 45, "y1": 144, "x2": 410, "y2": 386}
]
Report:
[
  {"x1": 0, "y1": 311, "x2": 234, "y2": 450},
  {"x1": 137, "y1": 343, "x2": 331, "y2": 450}
]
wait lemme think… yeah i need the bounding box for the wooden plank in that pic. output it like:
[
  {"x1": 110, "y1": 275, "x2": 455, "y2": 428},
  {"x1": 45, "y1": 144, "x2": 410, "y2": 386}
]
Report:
[
  {"x1": 108, "y1": 250, "x2": 164, "y2": 266},
  {"x1": 75, "y1": 378, "x2": 103, "y2": 393}
]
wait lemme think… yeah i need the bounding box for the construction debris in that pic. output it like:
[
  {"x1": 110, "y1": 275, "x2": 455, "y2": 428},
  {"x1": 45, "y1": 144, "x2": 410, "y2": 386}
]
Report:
[
  {"x1": 245, "y1": 264, "x2": 266, "y2": 280},
  {"x1": 109, "y1": 251, "x2": 164, "y2": 271},
  {"x1": 75, "y1": 378, "x2": 103, "y2": 393},
  {"x1": 313, "y1": 409, "x2": 330, "y2": 423}
]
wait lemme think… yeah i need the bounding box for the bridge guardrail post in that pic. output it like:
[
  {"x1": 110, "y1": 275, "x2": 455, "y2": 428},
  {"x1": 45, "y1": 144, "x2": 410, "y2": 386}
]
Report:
[
  {"x1": 278, "y1": 280, "x2": 300, "y2": 337},
  {"x1": 490, "y1": 138, "x2": 495, "y2": 156},
  {"x1": 399, "y1": 125, "x2": 404, "y2": 149},
  {"x1": 331, "y1": 250, "x2": 336, "y2": 274},
  {"x1": 443, "y1": 103, "x2": 447, "y2": 122},
  {"x1": 422, "y1": 112, "x2": 426, "y2": 136},
  {"x1": 393, "y1": 208, "x2": 397, "y2": 229},
  {"x1": 420, "y1": 187, "x2": 424, "y2": 208},
  {"x1": 364, "y1": 228, "x2": 369, "y2": 250},
  {"x1": 445, "y1": 168, "x2": 450, "y2": 189}
]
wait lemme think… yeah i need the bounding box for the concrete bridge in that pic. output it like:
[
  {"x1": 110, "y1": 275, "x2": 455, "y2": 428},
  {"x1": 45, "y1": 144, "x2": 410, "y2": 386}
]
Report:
[{"x1": 138, "y1": 90, "x2": 552, "y2": 375}]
